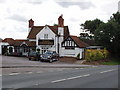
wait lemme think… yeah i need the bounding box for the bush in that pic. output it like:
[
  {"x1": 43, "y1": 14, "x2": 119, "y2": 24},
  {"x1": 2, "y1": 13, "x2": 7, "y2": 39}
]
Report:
[{"x1": 85, "y1": 49, "x2": 109, "y2": 62}]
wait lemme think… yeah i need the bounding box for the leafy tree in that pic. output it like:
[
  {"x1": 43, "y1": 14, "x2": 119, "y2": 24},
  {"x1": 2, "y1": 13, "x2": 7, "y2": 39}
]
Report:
[
  {"x1": 81, "y1": 19, "x2": 103, "y2": 34},
  {"x1": 113, "y1": 12, "x2": 120, "y2": 24},
  {"x1": 95, "y1": 17, "x2": 120, "y2": 57}
]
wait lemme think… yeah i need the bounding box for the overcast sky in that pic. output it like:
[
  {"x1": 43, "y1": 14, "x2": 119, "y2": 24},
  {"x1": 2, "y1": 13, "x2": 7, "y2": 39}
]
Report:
[{"x1": 0, "y1": 0, "x2": 119, "y2": 39}]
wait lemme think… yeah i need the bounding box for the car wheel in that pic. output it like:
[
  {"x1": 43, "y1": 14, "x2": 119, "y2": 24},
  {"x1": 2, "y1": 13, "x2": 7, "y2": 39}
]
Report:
[
  {"x1": 49, "y1": 59, "x2": 53, "y2": 63},
  {"x1": 29, "y1": 58, "x2": 31, "y2": 60}
]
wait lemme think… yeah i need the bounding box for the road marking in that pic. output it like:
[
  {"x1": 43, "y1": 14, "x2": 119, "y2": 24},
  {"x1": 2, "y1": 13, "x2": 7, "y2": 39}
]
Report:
[
  {"x1": 9, "y1": 73, "x2": 20, "y2": 76},
  {"x1": 100, "y1": 69, "x2": 116, "y2": 73},
  {"x1": 51, "y1": 79, "x2": 67, "y2": 83},
  {"x1": 75, "y1": 68, "x2": 79, "y2": 69},
  {"x1": 27, "y1": 72, "x2": 33, "y2": 74},
  {"x1": 35, "y1": 83, "x2": 39, "y2": 86},
  {"x1": 51, "y1": 74, "x2": 90, "y2": 83},
  {"x1": 0, "y1": 75, "x2": 2, "y2": 77},
  {"x1": 67, "y1": 74, "x2": 90, "y2": 80},
  {"x1": 67, "y1": 76, "x2": 83, "y2": 80}
]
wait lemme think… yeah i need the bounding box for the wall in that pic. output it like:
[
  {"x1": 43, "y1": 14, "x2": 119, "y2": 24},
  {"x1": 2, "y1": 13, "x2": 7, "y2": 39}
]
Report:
[
  {"x1": 60, "y1": 47, "x2": 84, "y2": 59},
  {"x1": 36, "y1": 26, "x2": 56, "y2": 53}
]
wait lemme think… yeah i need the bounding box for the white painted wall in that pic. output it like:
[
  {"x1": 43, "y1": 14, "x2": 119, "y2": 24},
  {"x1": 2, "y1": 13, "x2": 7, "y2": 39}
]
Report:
[
  {"x1": 36, "y1": 26, "x2": 57, "y2": 53},
  {"x1": 60, "y1": 47, "x2": 84, "y2": 59}
]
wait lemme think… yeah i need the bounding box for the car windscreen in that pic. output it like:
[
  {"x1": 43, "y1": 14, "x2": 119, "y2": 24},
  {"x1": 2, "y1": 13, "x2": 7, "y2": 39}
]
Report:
[
  {"x1": 29, "y1": 52, "x2": 36, "y2": 55},
  {"x1": 45, "y1": 51, "x2": 53, "y2": 55}
]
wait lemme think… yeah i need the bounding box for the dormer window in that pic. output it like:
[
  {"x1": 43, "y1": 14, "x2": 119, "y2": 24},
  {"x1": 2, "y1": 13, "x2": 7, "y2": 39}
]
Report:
[{"x1": 44, "y1": 34, "x2": 48, "y2": 39}]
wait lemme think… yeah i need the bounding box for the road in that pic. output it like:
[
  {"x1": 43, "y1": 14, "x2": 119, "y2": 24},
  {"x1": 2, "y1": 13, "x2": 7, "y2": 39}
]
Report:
[{"x1": 2, "y1": 65, "x2": 118, "y2": 89}]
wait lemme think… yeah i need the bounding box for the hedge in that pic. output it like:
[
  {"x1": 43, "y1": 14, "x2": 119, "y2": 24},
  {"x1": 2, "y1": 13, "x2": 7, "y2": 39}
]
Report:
[{"x1": 85, "y1": 49, "x2": 109, "y2": 62}]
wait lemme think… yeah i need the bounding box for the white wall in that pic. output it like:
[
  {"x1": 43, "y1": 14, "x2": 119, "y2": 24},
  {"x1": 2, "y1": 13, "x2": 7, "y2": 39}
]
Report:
[
  {"x1": 60, "y1": 47, "x2": 84, "y2": 59},
  {"x1": 36, "y1": 26, "x2": 57, "y2": 53}
]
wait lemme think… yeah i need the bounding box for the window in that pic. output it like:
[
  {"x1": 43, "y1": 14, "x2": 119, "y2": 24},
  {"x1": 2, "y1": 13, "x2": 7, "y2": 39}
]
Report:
[
  {"x1": 65, "y1": 47, "x2": 75, "y2": 50},
  {"x1": 44, "y1": 34, "x2": 48, "y2": 39}
]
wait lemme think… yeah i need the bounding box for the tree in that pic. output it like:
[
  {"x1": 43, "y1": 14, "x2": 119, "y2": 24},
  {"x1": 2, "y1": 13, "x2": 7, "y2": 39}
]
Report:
[
  {"x1": 113, "y1": 12, "x2": 120, "y2": 24},
  {"x1": 81, "y1": 19, "x2": 103, "y2": 34},
  {"x1": 94, "y1": 17, "x2": 120, "y2": 57}
]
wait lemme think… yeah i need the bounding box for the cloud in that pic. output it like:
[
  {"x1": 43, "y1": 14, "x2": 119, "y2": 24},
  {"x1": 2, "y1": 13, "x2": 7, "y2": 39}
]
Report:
[
  {"x1": 0, "y1": 0, "x2": 5, "y2": 3},
  {"x1": 23, "y1": 0, "x2": 42, "y2": 4},
  {"x1": 7, "y1": 14, "x2": 27, "y2": 22},
  {"x1": 56, "y1": 1, "x2": 95, "y2": 9}
]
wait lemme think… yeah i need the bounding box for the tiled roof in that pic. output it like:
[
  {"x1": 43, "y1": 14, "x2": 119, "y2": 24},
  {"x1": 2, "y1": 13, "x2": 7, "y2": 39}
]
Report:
[
  {"x1": 2, "y1": 38, "x2": 36, "y2": 46},
  {"x1": 27, "y1": 25, "x2": 70, "y2": 39},
  {"x1": 2, "y1": 38, "x2": 14, "y2": 45},
  {"x1": 70, "y1": 35, "x2": 89, "y2": 48},
  {"x1": 63, "y1": 35, "x2": 89, "y2": 48}
]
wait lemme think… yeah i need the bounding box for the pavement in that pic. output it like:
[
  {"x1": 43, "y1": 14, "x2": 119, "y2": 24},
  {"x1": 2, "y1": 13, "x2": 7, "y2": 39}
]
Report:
[{"x1": 1, "y1": 55, "x2": 96, "y2": 68}]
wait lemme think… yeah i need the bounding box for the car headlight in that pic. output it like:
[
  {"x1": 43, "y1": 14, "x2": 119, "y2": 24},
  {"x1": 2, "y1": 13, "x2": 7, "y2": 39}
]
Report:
[{"x1": 48, "y1": 56, "x2": 51, "y2": 58}]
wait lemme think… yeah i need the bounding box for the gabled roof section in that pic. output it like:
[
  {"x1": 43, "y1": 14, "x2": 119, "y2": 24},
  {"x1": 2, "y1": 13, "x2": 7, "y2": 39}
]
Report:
[
  {"x1": 27, "y1": 26, "x2": 44, "y2": 39},
  {"x1": 2, "y1": 38, "x2": 14, "y2": 45},
  {"x1": 70, "y1": 35, "x2": 89, "y2": 48},
  {"x1": 62, "y1": 35, "x2": 89, "y2": 48},
  {"x1": 27, "y1": 25, "x2": 70, "y2": 39}
]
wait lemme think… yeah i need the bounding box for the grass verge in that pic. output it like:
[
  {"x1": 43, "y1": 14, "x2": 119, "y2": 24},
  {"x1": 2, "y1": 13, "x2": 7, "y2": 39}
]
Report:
[{"x1": 101, "y1": 58, "x2": 120, "y2": 65}]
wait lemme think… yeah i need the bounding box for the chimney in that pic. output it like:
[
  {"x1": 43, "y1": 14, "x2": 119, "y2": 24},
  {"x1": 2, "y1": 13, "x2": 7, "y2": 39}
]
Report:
[
  {"x1": 58, "y1": 14, "x2": 64, "y2": 27},
  {"x1": 28, "y1": 19, "x2": 34, "y2": 28}
]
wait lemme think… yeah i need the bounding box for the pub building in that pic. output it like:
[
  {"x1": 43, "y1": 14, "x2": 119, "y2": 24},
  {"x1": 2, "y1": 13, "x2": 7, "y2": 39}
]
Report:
[{"x1": 1, "y1": 15, "x2": 88, "y2": 59}]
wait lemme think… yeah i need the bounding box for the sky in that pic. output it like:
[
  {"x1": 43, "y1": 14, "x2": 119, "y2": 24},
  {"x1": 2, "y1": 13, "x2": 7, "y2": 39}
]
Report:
[{"x1": 0, "y1": 0, "x2": 119, "y2": 39}]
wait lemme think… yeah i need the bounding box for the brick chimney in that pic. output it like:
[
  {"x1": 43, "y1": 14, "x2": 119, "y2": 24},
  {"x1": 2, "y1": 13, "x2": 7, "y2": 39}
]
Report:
[
  {"x1": 28, "y1": 19, "x2": 34, "y2": 28},
  {"x1": 58, "y1": 14, "x2": 64, "y2": 27}
]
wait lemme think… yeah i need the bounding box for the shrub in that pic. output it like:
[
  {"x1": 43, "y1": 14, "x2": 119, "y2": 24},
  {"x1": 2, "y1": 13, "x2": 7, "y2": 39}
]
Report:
[{"x1": 85, "y1": 49, "x2": 109, "y2": 62}]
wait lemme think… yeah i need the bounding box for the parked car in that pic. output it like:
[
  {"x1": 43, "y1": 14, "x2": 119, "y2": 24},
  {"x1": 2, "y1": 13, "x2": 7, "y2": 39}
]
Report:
[
  {"x1": 40, "y1": 51, "x2": 59, "y2": 63},
  {"x1": 28, "y1": 52, "x2": 41, "y2": 61}
]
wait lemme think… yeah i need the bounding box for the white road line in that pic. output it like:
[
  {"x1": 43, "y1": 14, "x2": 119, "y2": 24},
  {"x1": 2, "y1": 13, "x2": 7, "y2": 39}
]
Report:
[
  {"x1": 0, "y1": 75, "x2": 2, "y2": 77},
  {"x1": 51, "y1": 79, "x2": 67, "y2": 83},
  {"x1": 100, "y1": 69, "x2": 116, "y2": 73},
  {"x1": 9, "y1": 73, "x2": 20, "y2": 76},
  {"x1": 27, "y1": 72, "x2": 33, "y2": 74},
  {"x1": 83, "y1": 74, "x2": 90, "y2": 77},
  {"x1": 35, "y1": 83, "x2": 39, "y2": 86},
  {"x1": 51, "y1": 74, "x2": 90, "y2": 83},
  {"x1": 67, "y1": 76, "x2": 83, "y2": 80}
]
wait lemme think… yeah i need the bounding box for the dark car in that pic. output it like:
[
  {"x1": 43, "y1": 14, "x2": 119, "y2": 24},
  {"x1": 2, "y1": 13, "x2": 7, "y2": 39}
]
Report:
[
  {"x1": 28, "y1": 52, "x2": 41, "y2": 61},
  {"x1": 41, "y1": 51, "x2": 59, "y2": 63}
]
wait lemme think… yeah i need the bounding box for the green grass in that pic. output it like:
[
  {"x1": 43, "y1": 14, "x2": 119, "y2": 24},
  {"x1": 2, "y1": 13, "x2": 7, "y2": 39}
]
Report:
[{"x1": 101, "y1": 59, "x2": 120, "y2": 65}]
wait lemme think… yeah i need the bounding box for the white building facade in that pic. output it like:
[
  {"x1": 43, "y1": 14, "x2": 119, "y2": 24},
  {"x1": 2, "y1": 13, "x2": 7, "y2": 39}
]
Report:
[
  {"x1": 1, "y1": 15, "x2": 88, "y2": 59},
  {"x1": 27, "y1": 15, "x2": 88, "y2": 59}
]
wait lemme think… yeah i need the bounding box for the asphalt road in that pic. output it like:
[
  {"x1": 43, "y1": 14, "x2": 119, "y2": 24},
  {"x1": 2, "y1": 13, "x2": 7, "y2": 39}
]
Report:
[{"x1": 2, "y1": 65, "x2": 119, "y2": 89}]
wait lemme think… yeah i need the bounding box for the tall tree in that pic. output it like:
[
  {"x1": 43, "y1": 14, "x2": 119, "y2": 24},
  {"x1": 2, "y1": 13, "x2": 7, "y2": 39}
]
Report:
[
  {"x1": 95, "y1": 13, "x2": 120, "y2": 57},
  {"x1": 81, "y1": 19, "x2": 103, "y2": 34}
]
